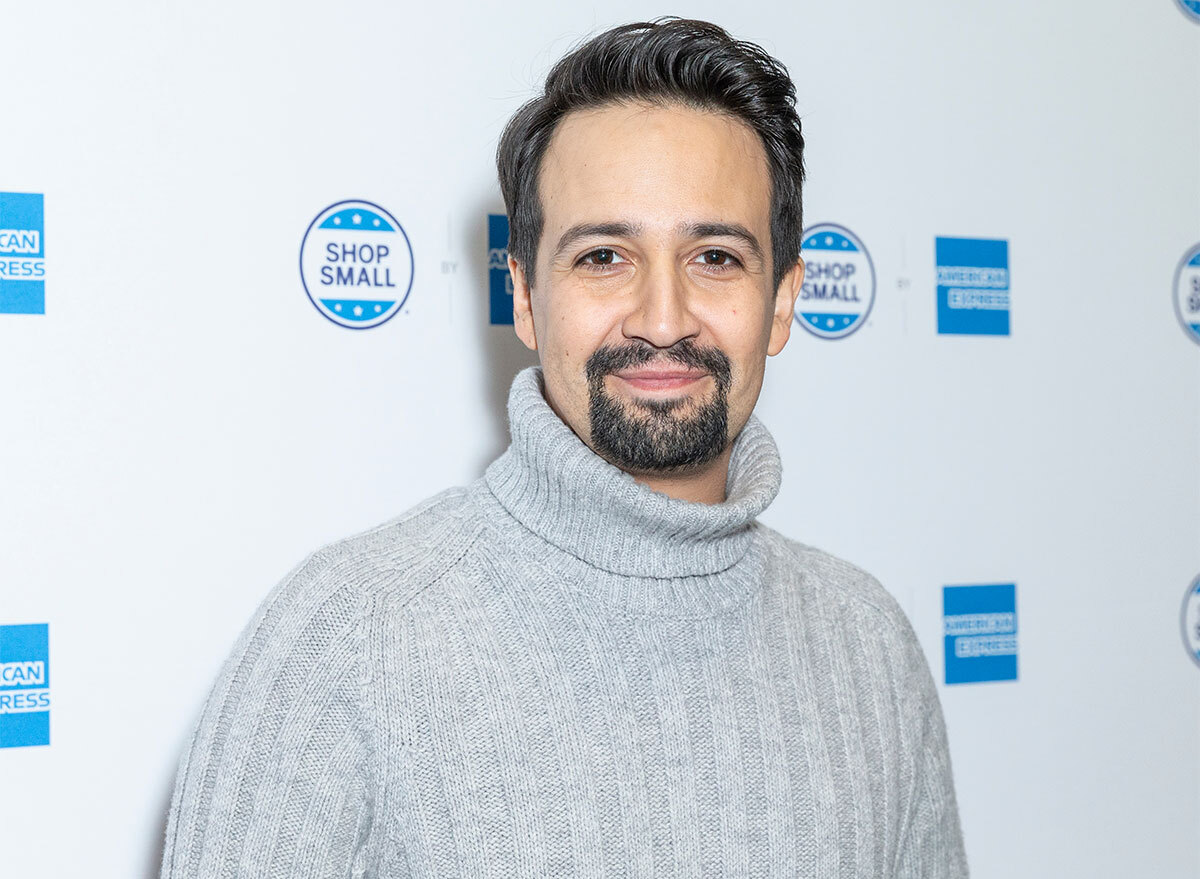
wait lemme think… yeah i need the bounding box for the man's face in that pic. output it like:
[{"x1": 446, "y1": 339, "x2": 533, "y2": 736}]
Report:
[{"x1": 510, "y1": 101, "x2": 802, "y2": 477}]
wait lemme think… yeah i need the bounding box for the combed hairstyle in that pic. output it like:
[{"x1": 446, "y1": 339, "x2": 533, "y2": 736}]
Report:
[{"x1": 496, "y1": 17, "x2": 806, "y2": 292}]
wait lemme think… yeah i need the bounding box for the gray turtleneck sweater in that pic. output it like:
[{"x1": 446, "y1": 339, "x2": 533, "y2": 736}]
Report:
[{"x1": 161, "y1": 367, "x2": 968, "y2": 878}]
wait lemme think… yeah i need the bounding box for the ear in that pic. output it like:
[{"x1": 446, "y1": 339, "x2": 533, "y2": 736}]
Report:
[
  {"x1": 767, "y1": 258, "x2": 804, "y2": 356},
  {"x1": 508, "y1": 256, "x2": 537, "y2": 351}
]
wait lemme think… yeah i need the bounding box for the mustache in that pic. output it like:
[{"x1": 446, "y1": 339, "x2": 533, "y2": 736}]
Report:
[{"x1": 585, "y1": 340, "x2": 733, "y2": 390}]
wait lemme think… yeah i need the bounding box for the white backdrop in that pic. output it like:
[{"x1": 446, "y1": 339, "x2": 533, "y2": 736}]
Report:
[{"x1": 1, "y1": 1, "x2": 1198, "y2": 877}]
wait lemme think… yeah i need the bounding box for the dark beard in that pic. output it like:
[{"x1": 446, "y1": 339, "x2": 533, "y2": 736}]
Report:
[{"x1": 585, "y1": 340, "x2": 733, "y2": 473}]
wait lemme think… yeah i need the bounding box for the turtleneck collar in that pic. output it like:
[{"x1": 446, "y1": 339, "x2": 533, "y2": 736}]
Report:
[{"x1": 483, "y1": 366, "x2": 782, "y2": 579}]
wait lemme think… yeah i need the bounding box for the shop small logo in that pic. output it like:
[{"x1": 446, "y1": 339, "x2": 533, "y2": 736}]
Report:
[
  {"x1": 944, "y1": 584, "x2": 1018, "y2": 685},
  {"x1": 1177, "y1": 0, "x2": 1200, "y2": 23},
  {"x1": 0, "y1": 623, "x2": 51, "y2": 748},
  {"x1": 795, "y1": 223, "x2": 875, "y2": 339},
  {"x1": 0, "y1": 192, "x2": 46, "y2": 315},
  {"x1": 1173, "y1": 242, "x2": 1200, "y2": 346},
  {"x1": 300, "y1": 199, "x2": 413, "y2": 329},
  {"x1": 488, "y1": 213, "x2": 513, "y2": 325},
  {"x1": 936, "y1": 237, "x2": 1010, "y2": 336},
  {"x1": 1181, "y1": 574, "x2": 1200, "y2": 668}
]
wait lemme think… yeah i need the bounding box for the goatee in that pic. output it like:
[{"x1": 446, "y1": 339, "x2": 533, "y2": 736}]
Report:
[{"x1": 585, "y1": 340, "x2": 733, "y2": 473}]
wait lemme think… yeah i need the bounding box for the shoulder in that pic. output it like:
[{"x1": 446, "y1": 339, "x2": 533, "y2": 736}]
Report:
[
  {"x1": 756, "y1": 524, "x2": 942, "y2": 721},
  {"x1": 306, "y1": 486, "x2": 481, "y2": 581},
  {"x1": 757, "y1": 525, "x2": 906, "y2": 624},
  {"x1": 756, "y1": 525, "x2": 930, "y2": 671},
  {"x1": 246, "y1": 486, "x2": 486, "y2": 643}
]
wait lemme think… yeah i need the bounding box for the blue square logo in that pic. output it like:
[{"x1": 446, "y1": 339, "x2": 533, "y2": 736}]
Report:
[
  {"x1": 936, "y1": 237, "x2": 1008, "y2": 335},
  {"x1": 943, "y1": 584, "x2": 1017, "y2": 685},
  {"x1": 0, "y1": 623, "x2": 51, "y2": 748},
  {"x1": 0, "y1": 192, "x2": 46, "y2": 315},
  {"x1": 488, "y1": 213, "x2": 513, "y2": 326}
]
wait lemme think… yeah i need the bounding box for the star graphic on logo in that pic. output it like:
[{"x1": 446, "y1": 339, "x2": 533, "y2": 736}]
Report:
[
  {"x1": 353, "y1": 305, "x2": 364, "y2": 317},
  {"x1": 352, "y1": 214, "x2": 362, "y2": 225}
]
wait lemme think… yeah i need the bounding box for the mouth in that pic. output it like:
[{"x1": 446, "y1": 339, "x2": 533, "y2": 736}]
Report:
[{"x1": 610, "y1": 367, "x2": 711, "y2": 393}]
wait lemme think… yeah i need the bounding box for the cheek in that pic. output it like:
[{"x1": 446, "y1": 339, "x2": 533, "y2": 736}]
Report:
[
  {"x1": 541, "y1": 294, "x2": 624, "y2": 364},
  {"x1": 697, "y1": 298, "x2": 774, "y2": 357}
]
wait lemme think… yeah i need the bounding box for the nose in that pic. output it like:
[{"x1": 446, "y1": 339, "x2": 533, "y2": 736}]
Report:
[{"x1": 620, "y1": 260, "x2": 702, "y2": 349}]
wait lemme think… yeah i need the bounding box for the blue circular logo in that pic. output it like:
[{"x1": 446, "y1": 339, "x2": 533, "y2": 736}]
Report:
[
  {"x1": 1182, "y1": 574, "x2": 1200, "y2": 668},
  {"x1": 795, "y1": 223, "x2": 876, "y2": 339},
  {"x1": 300, "y1": 200, "x2": 413, "y2": 329},
  {"x1": 1174, "y1": 242, "x2": 1200, "y2": 346},
  {"x1": 1177, "y1": 0, "x2": 1200, "y2": 23}
]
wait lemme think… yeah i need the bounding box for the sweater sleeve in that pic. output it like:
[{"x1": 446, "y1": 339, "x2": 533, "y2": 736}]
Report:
[
  {"x1": 894, "y1": 636, "x2": 969, "y2": 879},
  {"x1": 160, "y1": 555, "x2": 377, "y2": 879}
]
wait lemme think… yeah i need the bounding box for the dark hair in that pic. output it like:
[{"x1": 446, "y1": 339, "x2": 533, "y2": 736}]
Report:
[{"x1": 496, "y1": 17, "x2": 805, "y2": 291}]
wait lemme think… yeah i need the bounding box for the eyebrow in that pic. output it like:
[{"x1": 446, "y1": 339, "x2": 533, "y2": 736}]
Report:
[
  {"x1": 552, "y1": 220, "x2": 765, "y2": 264},
  {"x1": 553, "y1": 222, "x2": 641, "y2": 259},
  {"x1": 681, "y1": 222, "x2": 765, "y2": 264}
]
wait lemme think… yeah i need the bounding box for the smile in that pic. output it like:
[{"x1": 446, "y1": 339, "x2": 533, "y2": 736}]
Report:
[{"x1": 611, "y1": 368, "x2": 711, "y2": 393}]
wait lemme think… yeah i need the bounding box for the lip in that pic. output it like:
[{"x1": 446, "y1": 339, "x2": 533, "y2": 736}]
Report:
[{"x1": 612, "y1": 368, "x2": 710, "y2": 392}]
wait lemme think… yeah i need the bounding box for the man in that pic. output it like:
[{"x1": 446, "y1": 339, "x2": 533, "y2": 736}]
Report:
[{"x1": 162, "y1": 18, "x2": 968, "y2": 878}]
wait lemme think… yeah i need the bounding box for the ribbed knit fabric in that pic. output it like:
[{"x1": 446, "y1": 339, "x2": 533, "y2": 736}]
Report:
[{"x1": 161, "y1": 366, "x2": 968, "y2": 878}]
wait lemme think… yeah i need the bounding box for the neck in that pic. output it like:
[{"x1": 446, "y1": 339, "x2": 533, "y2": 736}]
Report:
[
  {"x1": 626, "y1": 445, "x2": 733, "y2": 504},
  {"x1": 484, "y1": 367, "x2": 782, "y2": 580},
  {"x1": 539, "y1": 376, "x2": 736, "y2": 505}
]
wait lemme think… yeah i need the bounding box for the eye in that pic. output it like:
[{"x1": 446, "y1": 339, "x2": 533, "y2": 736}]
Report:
[
  {"x1": 695, "y1": 249, "x2": 742, "y2": 269},
  {"x1": 578, "y1": 248, "x2": 627, "y2": 268}
]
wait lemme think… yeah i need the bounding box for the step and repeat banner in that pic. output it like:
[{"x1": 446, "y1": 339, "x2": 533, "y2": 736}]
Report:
[{"x1": 2, "y1": 1, "x2": 1198, "y2": 877}]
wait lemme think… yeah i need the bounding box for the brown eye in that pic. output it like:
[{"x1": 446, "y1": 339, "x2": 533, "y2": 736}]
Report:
[
  {"x1": 583, "y1": 248, "x2": 619, "y2": 265},
  {"x1": 699, "y1": 249, "x2": 739, "y2": 267}
]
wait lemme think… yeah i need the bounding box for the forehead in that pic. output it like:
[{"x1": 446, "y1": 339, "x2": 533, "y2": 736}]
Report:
[{"x1": 537, "y1": 101, "x2": 771, "y2": 240}]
